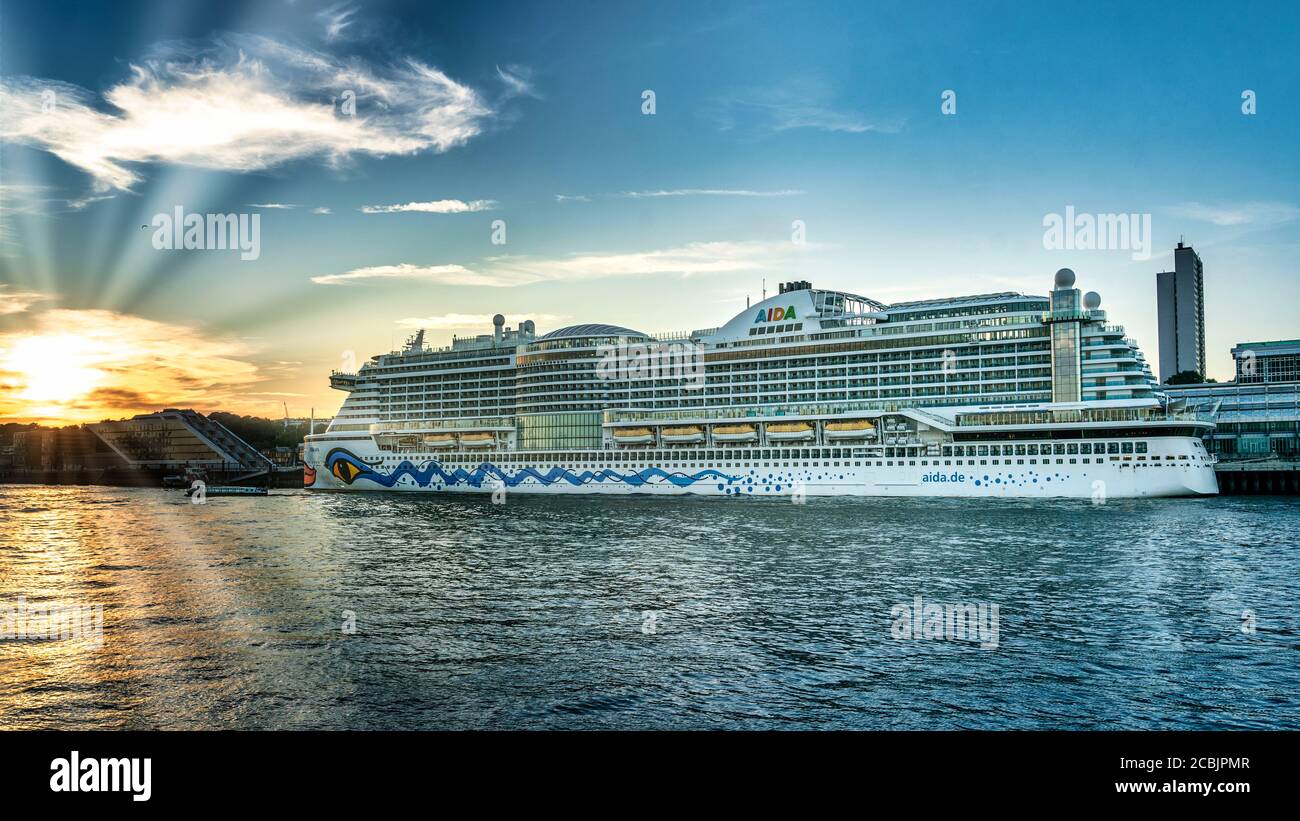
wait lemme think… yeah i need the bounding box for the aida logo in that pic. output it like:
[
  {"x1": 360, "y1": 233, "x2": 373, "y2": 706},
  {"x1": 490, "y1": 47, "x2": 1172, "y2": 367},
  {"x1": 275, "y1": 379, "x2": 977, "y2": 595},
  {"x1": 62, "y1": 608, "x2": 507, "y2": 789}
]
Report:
[{"x1": 754, "y1": 305, "x2": 797, "y2": 323}]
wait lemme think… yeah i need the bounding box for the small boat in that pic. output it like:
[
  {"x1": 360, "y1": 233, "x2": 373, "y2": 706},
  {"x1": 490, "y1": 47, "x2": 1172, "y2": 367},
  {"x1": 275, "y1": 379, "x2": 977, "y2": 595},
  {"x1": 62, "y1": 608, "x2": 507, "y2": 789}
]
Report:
[
  {"x1": 185, "y1": 485, "x2": 268, "y2": 497},
  {"x1": 459, "y1": 432, "x2": 496, "y2": 448},
  {"x1": 661, "y1": 425, "x2": 705, "y2": 444},
  {"x1": 423, "y1": 433, "x2": 456, "y2": 448},
  {"x1": 825, "y1": 419, "x2": 876, "y2": 440},
  {"x1": 766, "y1": 421, "x2": 814, "y2": 442},
  {"x1": 612, "y1": 427, "x2": 654, "y2": 445},
  {"x1": 712, "y1": 423, "x2": 758, "y2": 443}
]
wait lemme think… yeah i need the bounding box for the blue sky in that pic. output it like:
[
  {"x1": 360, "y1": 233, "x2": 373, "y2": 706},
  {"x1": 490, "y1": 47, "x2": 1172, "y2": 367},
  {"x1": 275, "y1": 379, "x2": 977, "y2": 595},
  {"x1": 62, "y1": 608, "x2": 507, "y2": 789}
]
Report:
[{"x1": 1, "y1": 0, "x2": 1297, "y2": 422}]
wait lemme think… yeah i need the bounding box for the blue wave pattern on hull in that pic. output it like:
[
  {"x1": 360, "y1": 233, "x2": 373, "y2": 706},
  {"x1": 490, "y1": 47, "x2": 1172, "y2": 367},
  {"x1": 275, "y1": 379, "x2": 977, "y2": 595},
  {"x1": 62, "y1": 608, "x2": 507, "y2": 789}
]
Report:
[{"x1": 324, "y1": 448, "x2": 739, "y2": 489}]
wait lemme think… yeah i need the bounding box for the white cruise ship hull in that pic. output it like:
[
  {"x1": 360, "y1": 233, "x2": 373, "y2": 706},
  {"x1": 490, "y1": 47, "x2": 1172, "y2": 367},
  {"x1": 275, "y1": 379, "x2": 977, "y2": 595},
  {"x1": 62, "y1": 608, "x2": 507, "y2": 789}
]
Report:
[{"x1": 304, "y1": 438, "x2": 1218, "y2": 499}]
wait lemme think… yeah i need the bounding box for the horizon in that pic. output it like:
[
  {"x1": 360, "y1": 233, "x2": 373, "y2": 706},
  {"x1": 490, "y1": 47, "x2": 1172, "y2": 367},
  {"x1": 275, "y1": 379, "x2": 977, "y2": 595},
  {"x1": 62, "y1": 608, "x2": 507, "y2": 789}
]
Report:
[{"x1": 3, "y1": 0, "x2": 1299, "y2": 425}]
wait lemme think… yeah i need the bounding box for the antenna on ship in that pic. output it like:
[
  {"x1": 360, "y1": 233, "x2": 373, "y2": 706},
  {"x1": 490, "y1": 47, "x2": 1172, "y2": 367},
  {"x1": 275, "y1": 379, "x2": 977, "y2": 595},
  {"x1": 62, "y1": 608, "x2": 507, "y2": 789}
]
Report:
[{"x1": 762, "y1": 278, "x2": 766, "y2": 300}]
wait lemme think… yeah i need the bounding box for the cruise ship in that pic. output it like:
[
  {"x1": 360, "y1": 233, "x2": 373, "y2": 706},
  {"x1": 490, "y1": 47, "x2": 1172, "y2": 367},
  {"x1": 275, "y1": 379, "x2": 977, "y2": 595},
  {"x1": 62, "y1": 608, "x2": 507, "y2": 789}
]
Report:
[{"x1": 303, "y1": 269, "x2": 1218, "y2": 498}]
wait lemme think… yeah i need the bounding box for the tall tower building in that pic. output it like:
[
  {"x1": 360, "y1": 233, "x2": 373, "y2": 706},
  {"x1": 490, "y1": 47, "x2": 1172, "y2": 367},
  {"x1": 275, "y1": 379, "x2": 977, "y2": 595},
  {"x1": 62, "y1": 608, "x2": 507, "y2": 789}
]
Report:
[{"x1": 1156, "y1": 241, "x2": 1206, "y2": 382}]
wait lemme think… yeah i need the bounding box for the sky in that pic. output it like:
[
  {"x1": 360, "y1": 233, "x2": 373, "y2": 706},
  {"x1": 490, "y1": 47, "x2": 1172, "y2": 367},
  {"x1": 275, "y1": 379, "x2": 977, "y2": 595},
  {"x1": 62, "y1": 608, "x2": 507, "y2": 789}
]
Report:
[{"x1": 1, "y1": 0, "x2": 1298, "y2": 424}]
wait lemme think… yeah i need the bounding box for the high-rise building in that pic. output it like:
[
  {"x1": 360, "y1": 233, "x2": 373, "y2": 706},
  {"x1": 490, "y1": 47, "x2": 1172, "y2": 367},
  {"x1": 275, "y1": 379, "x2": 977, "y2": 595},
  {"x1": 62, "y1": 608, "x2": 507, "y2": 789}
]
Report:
[{"x1": 1156, "y1": 241, "x2": 1207, "y2": 382}]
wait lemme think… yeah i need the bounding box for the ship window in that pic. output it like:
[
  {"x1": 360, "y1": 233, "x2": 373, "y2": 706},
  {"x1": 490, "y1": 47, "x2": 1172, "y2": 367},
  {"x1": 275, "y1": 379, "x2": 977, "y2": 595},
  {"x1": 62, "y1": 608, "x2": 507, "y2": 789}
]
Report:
[
  {"x1": 1015, "y1": 445, "x2": 1026, "y2": 455},
  {"x1": 942, "y1": 446, "x2": 952, "y2": 456},
  {"x1": 1054, "y1": 444, "x2": 1066, "y2": 455},
  {"x1": 1121, "y1": 442, "x2": 1133, "y2": 454},
  {"x1": 801, "y1": 449, "x2": 810, "y2": 459},
  {"x1": 1027, "y1": 445, "x2": 1039, "y2": 456},
  {"x1": 1067, "y1": 443, "x2": 1078, "y2": 454},
  {"x1": 977, "y1": 446, "x2": 989, "y2": 456},
  {"x1": 833, "y1": 449, "x2": 842, "y2": 459},
  {"x1": 1108, "y1": 443, "x2": 1119, "y2": 454},
  {"x1": 944, "y1": 460, "x2": 951, "y2": 466},
  {"x1": 1136, "y1": 442, "x2": 1148, "y2": 454},
  {"x1": 1080, "y1": 443, "x2": 1091, "y2": 454}
]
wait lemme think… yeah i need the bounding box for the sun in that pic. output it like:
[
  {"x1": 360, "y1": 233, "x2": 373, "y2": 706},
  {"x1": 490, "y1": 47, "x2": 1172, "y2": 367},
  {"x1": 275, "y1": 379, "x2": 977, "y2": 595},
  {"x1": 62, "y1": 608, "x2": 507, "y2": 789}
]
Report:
[{"x1": 2, "y1": 332, "x2": 107, "y2": 413}]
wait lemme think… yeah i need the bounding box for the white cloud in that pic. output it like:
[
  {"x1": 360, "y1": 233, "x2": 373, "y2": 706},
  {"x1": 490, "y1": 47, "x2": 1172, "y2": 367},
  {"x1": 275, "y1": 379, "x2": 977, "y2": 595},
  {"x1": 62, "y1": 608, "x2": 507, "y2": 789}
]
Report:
[
  {"x1": 313, "y1": 240, "x2": 815, "y2": 286},
  {"x1": 360, "y1": 199, "x2": 497, "y2": 214},
  {"x1": 312, "y1": 207, "x2": 332, "y2": 215},
  {"x1": 395, "y1": 313, "x2": 567, "y2": 330},
  {"x1": 1167, "y1": 201, "x2": 1300, "y2": 227},
  {"x1": 248, "y1": 202, "x2": 298, "y2": 209},
  {"x1": 554, "y1": 194, "x2": 591, "y2": 204},
  {"x1": 0, "y1": 34, "x2": 495, "y2": 193}
]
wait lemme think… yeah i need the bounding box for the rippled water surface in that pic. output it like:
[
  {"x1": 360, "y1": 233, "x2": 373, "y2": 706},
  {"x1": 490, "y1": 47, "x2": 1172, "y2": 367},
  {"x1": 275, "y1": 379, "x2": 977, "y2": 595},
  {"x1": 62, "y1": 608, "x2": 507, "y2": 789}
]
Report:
[{"x1": 1, "y1": 485, "x2": 1297, "y2": 729}]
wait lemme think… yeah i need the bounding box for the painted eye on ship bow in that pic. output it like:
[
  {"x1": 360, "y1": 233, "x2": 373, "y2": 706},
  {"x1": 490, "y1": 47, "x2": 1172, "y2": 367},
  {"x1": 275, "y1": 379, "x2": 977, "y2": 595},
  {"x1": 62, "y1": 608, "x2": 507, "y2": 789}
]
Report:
[{"x1": 331, "y1": 459, "x2": 363, "y2": 483}]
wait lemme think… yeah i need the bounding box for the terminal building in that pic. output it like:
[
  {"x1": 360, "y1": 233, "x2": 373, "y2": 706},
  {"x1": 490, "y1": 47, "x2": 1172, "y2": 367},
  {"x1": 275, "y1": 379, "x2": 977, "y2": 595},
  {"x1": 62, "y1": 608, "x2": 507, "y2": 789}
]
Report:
[{"x1": 1163, "y1": 340, "x2": 1300, "y2": 492}]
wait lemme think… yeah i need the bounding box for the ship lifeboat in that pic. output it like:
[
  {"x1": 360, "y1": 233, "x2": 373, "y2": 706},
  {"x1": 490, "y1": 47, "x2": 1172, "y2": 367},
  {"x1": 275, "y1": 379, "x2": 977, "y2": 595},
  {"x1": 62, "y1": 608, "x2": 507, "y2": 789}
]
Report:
[
  {"x1": 459, "y1": 432, "x2": 496, "y2": 448},
  {"x1": 711, "y1": 423, "x2": 758, "y2": 443},
  {"x1": 612, "y1": 427, "x2": 654, "y2": 445},
  {"x1": 824, "y1": 419, "x2": 876, "y2": 441},
  {"x1": 766, "y1": 421, "x2": 815, "y2": 442},
  {"x1": 423, "y1": 433, "x2": 455, "y2": 448},
  {"x1": 661, "y1": 425, "x2": 705, "y2": 444}
]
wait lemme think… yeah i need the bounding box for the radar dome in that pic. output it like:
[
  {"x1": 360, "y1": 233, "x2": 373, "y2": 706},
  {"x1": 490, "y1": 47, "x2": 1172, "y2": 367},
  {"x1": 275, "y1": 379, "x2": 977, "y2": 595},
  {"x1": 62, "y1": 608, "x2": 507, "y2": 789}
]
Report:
[
  {"x1": 1054, "y1": 268, "x2": 1076, "y2": 289},
  {"x1": 1083, "y1": 291, "x2": 1102, "y2": 310},
  {"x1": 493, "y1": 313, "x2": 505, "y2": 327}
]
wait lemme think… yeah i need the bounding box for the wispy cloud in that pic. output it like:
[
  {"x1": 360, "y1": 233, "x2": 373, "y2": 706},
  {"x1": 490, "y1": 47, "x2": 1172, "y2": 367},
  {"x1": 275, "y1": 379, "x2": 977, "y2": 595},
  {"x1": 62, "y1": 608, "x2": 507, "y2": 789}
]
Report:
[
  {"x1": 317, "y1": 3, "x2": 357, "y2": 42},
  {"x1": 312, "y1": 240, "x2": 815, "y2": 287},
  {"x1": 557, "y1": 189, "x2": 803, "y2": 203},
  {"x1": 1167, "y1": 201, "x2": 1300, "y2": 227},
  {"x1": 496, "y1": 64, "x2": 541, "y2": 99},
  {"x1": 0, "y1": 34, "x2": 496, "y2": 193},
  {"x1": 708, "y1": 80, "x2": 900, "y2": 135},
  {"x1": 248, "y1": 202, "x2": 298, "y2": 209},
  {"x1": 0, "y1": 285, "x2": 52, "y2": 315},
  {"x1": 311, "y1": 263, "x2": 496, "y2": 286},
  {"x1": 620, "y1": 188, "x2": 805, "y2": 199},
  {"x1": 360, "y1": 199, "x2": 497, "y2": 214},
  {"x1": 312, "y1": 207, "x2": 332, "y2": 215},
  {"x1": 395, "y1": 312, "x2": 567, "y2": 330}
]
